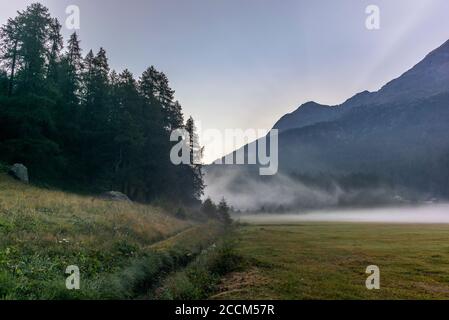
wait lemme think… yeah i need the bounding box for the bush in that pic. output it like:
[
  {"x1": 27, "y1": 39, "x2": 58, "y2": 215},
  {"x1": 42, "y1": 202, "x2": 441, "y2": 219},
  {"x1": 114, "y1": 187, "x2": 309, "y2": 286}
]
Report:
[{"x1": 208, "y1": 241, "x2": 242, "y2": 275}]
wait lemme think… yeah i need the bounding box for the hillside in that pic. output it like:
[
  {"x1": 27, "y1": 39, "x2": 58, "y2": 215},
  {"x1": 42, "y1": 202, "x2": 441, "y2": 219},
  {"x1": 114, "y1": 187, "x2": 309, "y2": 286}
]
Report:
[{"x1": 0, "y1": 173, "x2": 226, "y2": 299}]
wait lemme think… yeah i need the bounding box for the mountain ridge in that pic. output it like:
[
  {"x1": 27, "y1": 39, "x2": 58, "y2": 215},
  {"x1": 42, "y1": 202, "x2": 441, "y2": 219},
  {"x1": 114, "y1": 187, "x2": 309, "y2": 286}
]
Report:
[
  {"x1": 206, "y1": 39, "x2": 449, "y2": 210},
  {"x1": 274, "y1": 39, "x2": 449, "y2": 132}
]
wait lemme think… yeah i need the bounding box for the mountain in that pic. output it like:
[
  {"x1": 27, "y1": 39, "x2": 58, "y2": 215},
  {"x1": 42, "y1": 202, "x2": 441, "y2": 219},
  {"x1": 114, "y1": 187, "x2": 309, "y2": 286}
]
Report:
[
  {"x1": 205, "y1": 40, "x2": 449, "y2": 210},
  {"x1": 273, "y1": 101, "x2": 339, "y2": 132},
  {"x1": 274, "y1": 40, "x2": 449, "y2": 133}
]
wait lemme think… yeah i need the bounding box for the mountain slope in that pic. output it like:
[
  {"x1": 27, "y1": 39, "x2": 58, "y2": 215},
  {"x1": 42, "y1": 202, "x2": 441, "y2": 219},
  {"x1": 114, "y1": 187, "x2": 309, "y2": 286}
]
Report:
[
  {"x1": 274, "y1": 39, "x2": 449, "y2": 133},
  {"x1": 206, "y1": 40, "x2": 449, "y2": 210}
]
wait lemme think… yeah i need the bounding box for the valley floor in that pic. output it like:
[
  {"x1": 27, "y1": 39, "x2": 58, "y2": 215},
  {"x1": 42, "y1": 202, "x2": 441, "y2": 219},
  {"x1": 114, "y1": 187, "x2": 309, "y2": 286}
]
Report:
[
  {"x1": 214, "y1": 223, "x2": 449, "y2": 299},
  {"x1": 3, "y1": 170, "x2": 449, "y2": 300}
]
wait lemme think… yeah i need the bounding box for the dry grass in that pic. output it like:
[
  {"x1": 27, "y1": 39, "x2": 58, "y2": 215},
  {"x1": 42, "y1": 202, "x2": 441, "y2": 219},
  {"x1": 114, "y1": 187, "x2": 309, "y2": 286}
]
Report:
[
  {"x1": 0, "y1": 173, "x2": 194, "y2": 299},
  {"x1": 211, "y1": 268, "x2": 270, "y2": 299},
  {"x1": 150, "y1": 222, "x2": 223, "y2": 252},
  {"x1": 0, "y1": 173, "x2": 190, "y2": 249}
]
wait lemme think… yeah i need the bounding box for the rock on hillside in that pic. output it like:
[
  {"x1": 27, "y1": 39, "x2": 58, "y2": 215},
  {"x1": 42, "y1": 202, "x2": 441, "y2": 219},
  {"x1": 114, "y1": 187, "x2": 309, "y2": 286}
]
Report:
[{"x1": 8, "y1": 163, "x2": 29, "y2": 183}]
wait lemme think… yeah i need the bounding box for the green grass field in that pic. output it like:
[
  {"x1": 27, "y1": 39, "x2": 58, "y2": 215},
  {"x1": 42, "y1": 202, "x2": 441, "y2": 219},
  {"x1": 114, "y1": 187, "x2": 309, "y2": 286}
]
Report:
[
  {"x1": 0, "y1": 173, "x2": 226, "y2": 299},
  {"x1": 3, "y1": 169, "x2": 449, "y2": 300},
  {"x1": 215, "y1": 223, "x2": 449, "y2": 300}
]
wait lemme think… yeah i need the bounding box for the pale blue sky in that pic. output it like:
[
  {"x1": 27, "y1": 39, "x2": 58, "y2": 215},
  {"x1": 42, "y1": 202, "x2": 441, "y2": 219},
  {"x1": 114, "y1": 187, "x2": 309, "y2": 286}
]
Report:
[{"x1": 1, "y1": 0, "x2": 449, "y2": 162}]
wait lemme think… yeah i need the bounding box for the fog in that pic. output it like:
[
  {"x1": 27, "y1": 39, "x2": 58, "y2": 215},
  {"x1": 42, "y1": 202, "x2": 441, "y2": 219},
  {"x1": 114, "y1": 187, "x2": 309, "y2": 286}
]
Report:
[
  {"x1": 204, "y1": 168, "x2": 341, "y2": 210},
  {"x1": 236, "y1": 204, "x2": 449, "y2": 224},
  {"x1": 204, "y1": 166, "x2": 419, "y2": 211}
]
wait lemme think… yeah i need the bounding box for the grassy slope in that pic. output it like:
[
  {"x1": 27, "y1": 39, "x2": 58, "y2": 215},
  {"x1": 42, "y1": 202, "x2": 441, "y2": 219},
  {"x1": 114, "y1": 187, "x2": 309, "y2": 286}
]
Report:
[
  {"x1": 0, "y1": 173, "x2": 199, "y2": 299},
  {"x1": 216, "y1": 223, "x2": 449, "y2": 300}
]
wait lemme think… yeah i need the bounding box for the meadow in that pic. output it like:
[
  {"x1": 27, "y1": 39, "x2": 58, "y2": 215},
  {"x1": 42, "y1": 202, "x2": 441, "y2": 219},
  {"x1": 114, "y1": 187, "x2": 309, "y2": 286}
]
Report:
[
  {"x1": 0, "y1": 173, "x2": 227, "y2": 299},
  {"x1": 3, "y1": 168, "x2": 449, "y2": 300},
  {"x1": 214, "y1": 222, "x2": 449, "y2": 299}
]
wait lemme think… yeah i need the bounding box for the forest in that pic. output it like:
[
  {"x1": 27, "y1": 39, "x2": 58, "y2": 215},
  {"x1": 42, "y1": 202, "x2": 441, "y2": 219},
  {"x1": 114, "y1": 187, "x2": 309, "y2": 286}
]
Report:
[{"x1": 0, "y1": 3, "x2": 204, "y2": 205}]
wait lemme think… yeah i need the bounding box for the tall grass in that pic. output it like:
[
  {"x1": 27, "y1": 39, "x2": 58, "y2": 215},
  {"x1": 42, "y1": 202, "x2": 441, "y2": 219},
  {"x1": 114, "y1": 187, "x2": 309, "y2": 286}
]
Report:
[{"x1": 0, "y1": 173, "x2": 198, "y2": 299}]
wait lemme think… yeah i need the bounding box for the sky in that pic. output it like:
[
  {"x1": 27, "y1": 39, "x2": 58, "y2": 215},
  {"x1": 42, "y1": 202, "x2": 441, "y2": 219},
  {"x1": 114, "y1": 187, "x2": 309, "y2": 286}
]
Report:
[{"x1": 1, "y1": 0, "x2": 449, "y2": 163}]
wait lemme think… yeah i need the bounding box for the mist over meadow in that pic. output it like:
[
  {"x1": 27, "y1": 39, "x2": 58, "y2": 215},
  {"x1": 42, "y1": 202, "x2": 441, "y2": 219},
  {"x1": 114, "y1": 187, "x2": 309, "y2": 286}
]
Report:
[
  {"x1": 236, "y1": 204, "x2": 449, "y2": 224},
  {"x1": 204, "y1": 166, "x2": 431, "y2": 212}
]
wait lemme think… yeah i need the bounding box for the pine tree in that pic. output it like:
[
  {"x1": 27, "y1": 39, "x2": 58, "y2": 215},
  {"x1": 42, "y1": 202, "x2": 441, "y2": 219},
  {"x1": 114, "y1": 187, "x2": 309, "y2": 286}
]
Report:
[
  {"x1": 139, "y1": 66, "x2": 183, "y2": 131},
  {"x1": 0, "y1": 17, "x2": 21, "y2": 96},
  {"x1": 185, "y1": 117, "x2": 201, "y2": 165},
  {"x1": 185, "y1": 116, "x2": 205, "y2": 201},
  {"x1": 201, "y1": 197, "x2": 218, "y2": 218},
  {"x1": 170, "y1": 100, "x2": 185, "y2": 131},
  {"x1": 138, "y1": 67, "x2": 175, "y2": 201},
  {"x1": 157, "y1": 71, "x2": 182, "y2": 131},
  {"x1": 218, "y1": 198, "x2": 232, "y2": 225},
  {"x1": 46, "y1": 18, "x2": 63, "y2": 82},
  {"x1": 83, "y1": 48, "x2": 110, "y2": 120},
  {"x1": 79, "y1": 48, "x2": 113, "y2": 186},
  {"x1": 62, "y1": 32, "x2": 83, "y2": 106},
  {"x1": 112, "y1": 69, "x2": 146, "y2": 198},
  {"x1": 156, "y1": 71, "x2": 174, "y2": 106},
  {"x1": 67, "y1": 33, "x2": 83, "y2": 70},
  {"x1": 13, "y1": 3, "x2": 52, "y2": 94},
  {"x1": 0, "y1": 3, "x2": 62, "y2": 182},
  {"x1": 93, "y1": 48, "x2": 109, "y2": 80},
  {"x1": 139, "y1": 66, "x2": 159, "y2": 102}
]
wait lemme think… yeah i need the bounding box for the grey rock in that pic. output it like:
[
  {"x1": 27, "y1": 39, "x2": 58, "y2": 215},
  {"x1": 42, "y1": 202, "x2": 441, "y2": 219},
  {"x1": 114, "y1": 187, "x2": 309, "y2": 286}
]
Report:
[
  {"x1": 8, "y1": 164, "x2": 29, "y2": 183},
  {"x1": 100, "y1": 191, "x2": 131, "y2": 202}
]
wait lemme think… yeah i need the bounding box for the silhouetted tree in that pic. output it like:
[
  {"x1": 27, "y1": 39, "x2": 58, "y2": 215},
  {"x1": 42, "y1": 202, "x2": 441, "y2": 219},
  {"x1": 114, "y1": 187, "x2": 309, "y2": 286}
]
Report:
[
  {"x1": 61, "y1": 32, "x2": 83, "y2": 106},
  {"x1": 185, "y1": 116, "x2": 205, "y2": 201},
  {"x1": 14, "y1": 3, "x2": 52, "y2": 94},
  {"x1": 218, "y1": 197, "x2": 232, "y2": 225},
  {"x1": 46, "y1": 18, "x2": 63, "y2": 83},
  {"x1": 201, "y1": 197, "x2": 217, "y2": 218}
]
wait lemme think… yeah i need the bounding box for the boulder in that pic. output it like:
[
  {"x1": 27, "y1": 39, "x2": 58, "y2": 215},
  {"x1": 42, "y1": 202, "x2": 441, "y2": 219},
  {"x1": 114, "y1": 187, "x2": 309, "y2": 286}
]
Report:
[
  {"x1": 100, "y1": 191, "x2": 131, "y2": 202},
  {"x1": 8, "y1": 163, "x2": 29, "y2": 183}
]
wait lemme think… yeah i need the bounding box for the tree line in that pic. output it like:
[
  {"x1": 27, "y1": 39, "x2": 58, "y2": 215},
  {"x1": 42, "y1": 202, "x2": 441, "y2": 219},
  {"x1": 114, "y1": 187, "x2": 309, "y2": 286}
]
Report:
[{"x1": 0, "y1": 3, "x2": 204, "y2": 204}]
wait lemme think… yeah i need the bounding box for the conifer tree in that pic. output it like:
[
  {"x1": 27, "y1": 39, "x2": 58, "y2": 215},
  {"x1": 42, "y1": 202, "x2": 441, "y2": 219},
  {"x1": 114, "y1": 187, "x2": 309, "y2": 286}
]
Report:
[
  {"x1": 13, "y1": 3, "x2": 52, "y2": 94},
  {"x1": 62, "y1": 32, "x2": 83, "y2": 105},
  {"x1": 139, "y1": 66, "x2": 159, "y2": 102},
  {"x1": 218, "y1": 198, "x2": 232, "y2": 225},
  {"x1": 46, "y1": 18, "x2": 63, "y2": 82},
  {"x1": 185, "y1": 116, "x2": 205, "y2": 201},
  {"x1": 0, "y1": 17, "x2": 20, "y2": 96}
]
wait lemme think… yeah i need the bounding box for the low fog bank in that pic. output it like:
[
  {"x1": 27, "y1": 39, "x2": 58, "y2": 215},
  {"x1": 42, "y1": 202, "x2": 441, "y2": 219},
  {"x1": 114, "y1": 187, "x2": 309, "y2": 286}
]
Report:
[
  {"x1": 205, "y1": 167, "x2": 340, "y2": 210},
  {"x1": 204, "y1": 166, "x2": 433, "y2": 212},
  {"x1": 236, "y1": 204, "x2": 449, "y2": 224}
]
